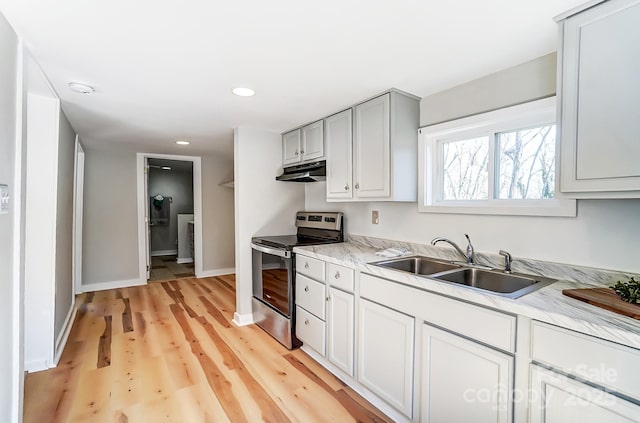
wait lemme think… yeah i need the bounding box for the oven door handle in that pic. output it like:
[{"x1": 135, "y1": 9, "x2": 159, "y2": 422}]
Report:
[{"x1": 251, "y1": 242, "x2": 291, "y2": 259}]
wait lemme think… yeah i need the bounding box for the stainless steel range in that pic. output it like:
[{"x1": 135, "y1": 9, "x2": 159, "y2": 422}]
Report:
[{"x1": 251, "y1": 211, "x2": 344, "y2": 349}]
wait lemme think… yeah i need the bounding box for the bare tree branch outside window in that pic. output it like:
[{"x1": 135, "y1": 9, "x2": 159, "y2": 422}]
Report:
[
  {"x1": 497, "y1": 124, "x2": 556, "y2": 199},
  {"x1": 442, "y1": 137, "x2": 489, "y2": 200}
]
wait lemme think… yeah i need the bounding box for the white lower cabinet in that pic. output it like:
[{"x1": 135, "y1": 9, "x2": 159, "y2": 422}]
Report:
[
  {"x1": 327, "y1": 287, "x2": 354, "y2": 376},
  {"x1": 529, "y1": 365, "x2": 640, "y2": 423},
  {"x1": 358, "y1": 298, "x2": 415, "y2": 419},
  {"x1": 421, "y1": 324, "x2": 513, "y2": 423}
]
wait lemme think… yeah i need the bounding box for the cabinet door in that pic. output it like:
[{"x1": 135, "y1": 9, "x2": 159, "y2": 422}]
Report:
[
  {"x1": 421, "y1": 324, "x2": 513, "y2": 423},
  {"x1": 327, "y1": 287, "x2": 354, "y2": 376},
  {"x1": 301, "y1": 120, "x2": 324, "y2": 161},
  {"x1": 282, "y1": 129, "x2": 301, "y2": 166},
  {"x1": 354, "y1": 94, "x2": 390, "y2": 198},
  {"x1": 325, "y1": 109, "x2": 353, "y2": 199},
  {"x1": 358, "y1": 298, "x2": 414, "y2": 418},
  {"x1": 560, "y1": 0, "x2": 640, "y2": 193},
  {"x1": 530, "y1": 365, "x2": 640, "y2": 423}
]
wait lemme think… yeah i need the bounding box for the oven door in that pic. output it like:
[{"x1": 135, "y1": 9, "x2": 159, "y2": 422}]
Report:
[{"x1": 251, "y1": 242, "x2": 293, "y2": 317}]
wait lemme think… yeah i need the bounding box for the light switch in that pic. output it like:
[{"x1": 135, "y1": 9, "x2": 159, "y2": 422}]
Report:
[
  {"x1": 372, "y1": 210, "x2": 379, "y2": 224},
  {"x1": 0, "y1": 184, "x2": 9, "y2": 214}
]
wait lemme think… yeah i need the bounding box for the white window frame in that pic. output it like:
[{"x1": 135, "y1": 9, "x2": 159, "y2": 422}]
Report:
[{"x1": 419, "y1": 97, "x2": 576, "y2": 216}]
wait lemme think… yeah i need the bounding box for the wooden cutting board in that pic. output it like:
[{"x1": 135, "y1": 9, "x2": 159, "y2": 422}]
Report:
[{"x1": 563, "y1": 288, "x2": 640, "y2": 320}]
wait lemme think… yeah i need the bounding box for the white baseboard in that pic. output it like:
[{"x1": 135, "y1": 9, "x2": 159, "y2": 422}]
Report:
[
  {"x1": 24, "y1": 359, "x2": 49, "y2": 373},
  {"x1": 198, "y1": 267, "x2": 235, "y2": 278},
  {"x1": 79, "y1": 278, "x2": 147, "y2": 293},
  {"x1": 53, "y1": 304, "x2": 77, "y2": 366},
  {"x1": 176, "y1": 257, "x2": 194, "y2": 264},
  {"x1": 233, "y1": 312, "x2": 254, "y2": 326},
  {"x1": 151, "y1": 249, "x2": 178, "y2": 257}
]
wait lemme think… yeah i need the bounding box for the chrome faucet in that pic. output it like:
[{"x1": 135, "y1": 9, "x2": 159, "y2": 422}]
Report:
[
  {"x1": 499, "y1": 250, "x2": 512, "y2": 273},
  {"x1": 431, "y1": 233, "x2": 475, "y2": 264}
]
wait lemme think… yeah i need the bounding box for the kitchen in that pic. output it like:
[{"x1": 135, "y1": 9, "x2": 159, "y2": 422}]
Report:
[{"x1": 1, "y1": 0, "x2": 639, "y2": 422}]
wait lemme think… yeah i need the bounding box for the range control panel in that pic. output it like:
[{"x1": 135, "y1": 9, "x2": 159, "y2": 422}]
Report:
[{"x1": 295, "y1": 211, "x2": 343, "y2": 231}]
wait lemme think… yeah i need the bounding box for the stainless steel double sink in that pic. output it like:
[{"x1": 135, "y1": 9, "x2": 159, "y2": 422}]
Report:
[{"x1": 372, "y1": 256, "x2": 556, "y2": 299}]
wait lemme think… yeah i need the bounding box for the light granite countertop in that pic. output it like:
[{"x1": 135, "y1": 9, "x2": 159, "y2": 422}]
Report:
[{"x1": 294, "y1": 236, "x2": 640, "y2": 350}]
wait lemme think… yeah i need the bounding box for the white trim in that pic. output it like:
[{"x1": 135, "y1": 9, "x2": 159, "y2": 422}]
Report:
[
  {"x1": 232, "y1": 312, "x2": 254, "y2": 326},
  {"x1": 53, "y1": 305, "x2": 77, "y2": 365},
  {"x1": 12, "y1": 38, "x2": 25, "y2": 423},
  {"x1": 151, "y1": 249, "x2": 178, "y2": 257},
  {"x1": 176, "y1": 257, "x2": 194, "y2": 264},
  {"x1": 78, "y1": 278, "x2": 146, "y2": 293},
  {"x1": 199, "y1": 268, "x2": 236, "y2": 278},
  {"x1": 136, "y1": 153, "x2": 203, "y2": 282},
  {"x1": 72, "y1": 137, "x2": 84, "y2": 295},
  {"x1": 418, "y1": 97, "x2": 576, "y2": 217},
  {"x1": 24, "y1": 359, "x2": 49, "y2": 373}
]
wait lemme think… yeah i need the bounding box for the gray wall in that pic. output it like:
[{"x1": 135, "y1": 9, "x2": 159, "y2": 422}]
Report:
[
  {"x1": 82, "y1": 147, "x2": 235, "y2": 285},
  {"x1": 83, "y1": 147, "x2": 140, "y2": 283},
  {"x1": 0, "y1": 12, "x2": 20, "y2": 421},
  {"x1": 306, "y1": 53, "x2": 640, "y2": 274},
  {"x1": 420, "y1": 53, "x2": 557, "y2": 125},
  {"x1": 149, "y1": 167, "x2": 193, "y2": 254},
  {"x1": 201, "y1": 154, "x2": 235, "y2": 271},
  {"x1": 54, "y1": 110, "x2": 75, "y2": 339}
]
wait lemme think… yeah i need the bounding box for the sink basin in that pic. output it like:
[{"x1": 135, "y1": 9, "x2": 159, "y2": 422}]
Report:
[
  {"x1": 433, "y1": 267, "x2": 556, "y2": 299},
  {"x1": 373, "y1": 256, "x2": 461, "y2": 276}
]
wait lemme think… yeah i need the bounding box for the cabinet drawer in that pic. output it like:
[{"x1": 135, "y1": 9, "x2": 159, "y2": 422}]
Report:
[
  {"x1": 296, "y1": 306, "x2": 326, "y2": 356},
  {"x1": 360, "y1": 273, "x2": 516, "y2": 352},
  {"x1": 295, "y1": 274, "x2": 326, "y2": 320},
  {"x1": 327, "y1": 263, "x2": 354, "y2": 292},
  {"x1": 296, "y1": 255, "x2": 325, "y2": 281},
  {"x1": 531, "y1": 321, "x2": 640, "y2": 400}
]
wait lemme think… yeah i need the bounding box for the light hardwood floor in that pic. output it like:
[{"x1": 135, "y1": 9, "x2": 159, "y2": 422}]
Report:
[{"x1": 24, "y1": 275, "x2": 392, "y2": 422}]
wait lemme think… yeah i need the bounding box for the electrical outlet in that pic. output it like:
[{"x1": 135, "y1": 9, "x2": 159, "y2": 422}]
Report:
[
  {"x1": 372, "y1": 210, "x2": 379, "y2": 224},
  {"x1": 0, "y1": 184, "x2": 9, "y2": 214}
]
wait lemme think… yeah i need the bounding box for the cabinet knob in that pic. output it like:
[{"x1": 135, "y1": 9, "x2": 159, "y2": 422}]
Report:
[
  {"x1": 326, "y1": 296, "x2": 330, "y2": 301},
  {"x1": 304, "y1": 319, "x2": 309, "y2": 325},
  {"x1": 334, "y1": 271, "x2": 340, "y2": 279},
  {"x1": 294, "y1": 150, "x2": 299, "y2": 155},
  {"x1": 355, "y1": 183, "x2": 360, "y2": 189},
  {"x1": 304, "y1": 286, "x2": 309, "y2": 292},
  {"x1": 344, "y1": 185, "x2": 349, "y2": 191},
  {"x1": 300, "y1": 149, "x2": 305, "y2": 154},
  {"x1": 304, "y1": 262, "x2": 309, "y2": 269}
]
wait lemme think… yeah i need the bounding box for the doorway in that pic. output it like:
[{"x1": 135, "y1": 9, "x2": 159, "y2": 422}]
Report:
[
  {"x1": 147, "y1": 158, "x2": 194, "y2": 281},
  {"x1": 136, "y1": 153, "x2": 203, "y2": 283}
]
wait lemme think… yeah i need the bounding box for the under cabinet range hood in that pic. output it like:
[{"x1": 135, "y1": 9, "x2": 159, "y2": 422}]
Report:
[{"x1": 276, "y1": 160, "x2": 326, "y2": 182}]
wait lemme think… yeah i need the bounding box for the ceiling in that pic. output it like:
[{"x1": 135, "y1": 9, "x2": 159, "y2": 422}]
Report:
[{"x1": 0, "y1": 0, "x2": 586, "y2": 160}]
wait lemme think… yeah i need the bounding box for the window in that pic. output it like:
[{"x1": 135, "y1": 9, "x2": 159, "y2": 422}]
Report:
[{"x1": 419, "y1": 97, "x2": 575, "y2": 216}]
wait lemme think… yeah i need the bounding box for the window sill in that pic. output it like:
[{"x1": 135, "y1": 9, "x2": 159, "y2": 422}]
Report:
[{"x1": 418, "y1": 199, "x2": 577, "y2": 217}]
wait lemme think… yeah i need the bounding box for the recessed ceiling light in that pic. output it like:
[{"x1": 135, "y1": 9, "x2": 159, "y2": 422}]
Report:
[
  {"x1": 68, "y1": 81, "x2": 96, "y2": 95},
  {"x1": 232, "y1": 87, "x2": 255, "y2": 97},
  {"x1": 176, "y1": 140, "x2": 190, "y2": 145},
  {"x1": 161, "y1": 166, "x2": 171, "y2": 170}
]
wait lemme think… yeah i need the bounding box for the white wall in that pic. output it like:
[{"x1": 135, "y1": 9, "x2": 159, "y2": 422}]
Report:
[
  {"x1": 82, "y1": 145, "x2": 235, "y2": 285},
  {"x1": 306, "y1": 54, "x2": 640, "y2": 274},
  {"x1": 148, "y1": 166, "x2": 194, "y2": 253},
  {"x1": 233, "y1": 127, "x2": 305, "y2": 323},
  {"x1": 0, "y1": 11, "x2": 22, "y2": 422}
]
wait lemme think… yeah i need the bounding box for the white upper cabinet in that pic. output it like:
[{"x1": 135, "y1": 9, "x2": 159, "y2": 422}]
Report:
[
  {"x1": 328, "y1": 90, "x2": 420, "y2": 202},
  {"x1": 325, "y1": 109, "x2": 354, "y2": 199},
  {"x1": 558, "y1": 0, "x2": 640, "y2": 196},
  {"x1": 301, "y1": 120, "x2": 324, "y2": 161},
  {"x1": 354, "y1": 94, "x2": 391, "y2": 198},
  {"x1": 282, "y1": 129, "x2": 301, "y2": 166},
  {"x1": 282, "y1": 120, "x2": 324, "y2": 166}
]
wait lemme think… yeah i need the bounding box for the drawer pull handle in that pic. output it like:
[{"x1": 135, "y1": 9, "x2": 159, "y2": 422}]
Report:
[
  {"x1": 344, "y1": 185, "x2": 349, "y2": 191},
  {"x1": 304, "y1": 262, "x2": 309, "y2": 269},
  {"x1": 304, "y1": 319, "x2": 309, "y2": 325},
  {"x1": 304, "y1": 286, "x2": 309, "y2": 292},
  {"x1": 334, "y1": 271, "x2": 340, "y2": 279}
]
